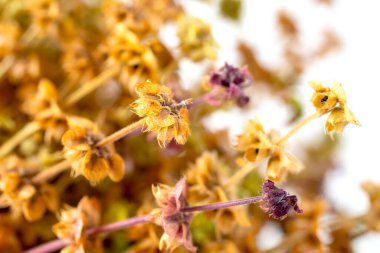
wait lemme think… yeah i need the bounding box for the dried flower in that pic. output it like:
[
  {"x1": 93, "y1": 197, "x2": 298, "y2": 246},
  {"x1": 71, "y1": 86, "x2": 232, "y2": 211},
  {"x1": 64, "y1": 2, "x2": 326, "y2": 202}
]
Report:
[
  {"x1": 130, "y1": 81, "x2": 191, "y2": 147},
  {"x1": 259, "y1": 180, "x2": 303, "y2": 220},
  {"x1": 325, "y1": 107, "x2": 360, "y2": 139},
  {"x1": 151, "y1": 178, "x2": 197, "y2": 252},
  {"x1": 362, "y1": 182, "x2": 380, "y2": 231},
  {"x1": 208, "y1": 63, "x2": 252, "y2": 107},
  {"x1": 309, "y1": 80, "x2": 360, "y2": 138},
  {"x1": 236, "y1": 119, "x2": 303, "y2": 181},
  {"x1": 177, "y1": 16, "x2": 218, "y2": 62},
  {"x1": 0, "y1": 156, "x2": 59, "y2": 221},
  {"x1": 62, "y1": 117, "x2": 125, "y2": 185},
  {"x1": 106, "y1": 24, "x2": 159, "y2": 85},
  {"x1": 53, "y1": 196, "x2": 101, "y2": 253}
]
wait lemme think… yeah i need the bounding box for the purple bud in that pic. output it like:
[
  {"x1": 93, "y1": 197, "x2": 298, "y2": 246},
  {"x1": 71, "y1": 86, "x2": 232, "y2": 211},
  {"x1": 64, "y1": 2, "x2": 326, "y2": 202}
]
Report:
[
  {"x1": 259, "y1": 180, "x2": 303, "y2": 220},
  {"x1": 208, "y1": 63, "x2": 252, "y2": 107}
]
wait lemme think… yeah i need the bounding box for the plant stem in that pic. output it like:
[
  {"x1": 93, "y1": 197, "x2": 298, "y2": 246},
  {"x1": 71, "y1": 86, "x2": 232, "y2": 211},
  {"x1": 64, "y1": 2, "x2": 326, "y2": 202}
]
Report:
[
  {"x1": 0, "y1": 122, "x2": 41, "y2": 159},
  {"x1": 31, "y1": 160, "x2": 72, "y2": 184},
  {"x1": 181, "y1": 196, "x2": 262, "y2": 213},
  {"x1": 277, "y1": 112, "x2": 320, "y2": 144},
  {"x1": 25, "y1": 239, "x2": 71, "y2": 253},
  {"x1": 25, "y1": 215, "x2": 151, "y2": 253},
  {"x1": 223, "y1": 162, "x2": 256, "y2": 189},
  {"x1": 64, "y1": 65, "x2": 121, "y2": 107},
  {"x1": 87, "y1": 215, "x2": 151, "y2": 235},
  {"x1": 95, "y1": 118, "x2": 145, "y2": 148}
]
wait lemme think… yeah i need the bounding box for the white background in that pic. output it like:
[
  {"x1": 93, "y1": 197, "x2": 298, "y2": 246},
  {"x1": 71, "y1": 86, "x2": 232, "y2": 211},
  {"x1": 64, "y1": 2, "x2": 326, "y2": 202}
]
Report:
[{"x1": 172, "y1": 0, "x2": 380, "y2": 251}]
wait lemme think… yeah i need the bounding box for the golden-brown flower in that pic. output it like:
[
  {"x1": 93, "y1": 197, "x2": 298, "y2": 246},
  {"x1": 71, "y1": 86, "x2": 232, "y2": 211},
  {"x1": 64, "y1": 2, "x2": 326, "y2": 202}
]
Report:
[
  {"x1": 22, "y1": 79, "x2": 68, "y2": 142},
  {"x1": 310, "y1": 80, "x2": 360, "y2": 138},
  {"x1": 186, "y1": 152, "x2": 250, "y2": 238},
  {"x1": 177, "y1": 16, "x2": 218, "y2": 62},
  {"x1": 53, "y1": 196, "x2": 102, "y2": 253},
  {"x1": 236, "y1": 119, "x2": 303, "y2": 182},
  {"x1": 0, "y1": 22, "x2": 20, "y2": 57},
  {"x1": 309, "y1": 80, "x2": 340, "y2": 114},
  {"x1": 106, "y1": 24, "x2": 159, "y2": 87},
  {"x1": 235, "y1": 119, "x2": 273, "y2": 163},
  {"x1": 27, "y1": 0, "x2": 60, "y2": 34},
  {"x1": 130, "y1": 81, "x2": 191, "y2": 148},
  {"x1": 325, "y1": 107, "x2": 360, "y2": 139},
  {"x1": 61, "y1": 117, "x2": 125, "y2": 185},
  {"x1": 0, "y1": 156, "x2": 59, "y2": 221},
  {"x1": 362, "y1": 181, "x2": 380, "y2": 232},
  {"x1": 150, "y1": 178, "x2": 197, "y2": 252}
]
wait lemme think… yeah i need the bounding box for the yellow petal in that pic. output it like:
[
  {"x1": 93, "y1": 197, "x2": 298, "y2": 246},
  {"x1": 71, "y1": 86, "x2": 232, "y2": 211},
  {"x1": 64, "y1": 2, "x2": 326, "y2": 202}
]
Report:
[
  {"x1": 61, "y1": 127, "x2": 89, "y2": 150},
  {"x1": 332, "y1": 80, "x2": 347, "y2": 105},
  {"x1": 82, "y1": 151, "x2": 109, "y2": 184},
  {"x1": 108, "y1": 153, "x2": 125, "y2": 182},
  {"x1": 22, "y1": 196, "x2": 47, "y2": 221},
  {"x1": 41, "y1": 184, "x2": 60, "y2": 212},
  {"x1": 17, "y1": 184, "x2": 36, "y2": 200}
]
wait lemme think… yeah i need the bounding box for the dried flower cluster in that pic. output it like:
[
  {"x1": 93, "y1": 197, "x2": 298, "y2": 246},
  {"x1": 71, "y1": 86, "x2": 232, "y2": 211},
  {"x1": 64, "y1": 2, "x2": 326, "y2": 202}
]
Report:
[{"x1": 0, "y1": 1, "x2": 370, "y2": 253}]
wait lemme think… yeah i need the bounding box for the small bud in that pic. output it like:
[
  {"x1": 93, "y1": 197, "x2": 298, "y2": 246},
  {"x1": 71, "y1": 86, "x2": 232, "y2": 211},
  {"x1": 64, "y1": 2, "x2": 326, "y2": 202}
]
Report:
[{"x1": 259, "y1": 180, "x2": 303, "y2": 220}]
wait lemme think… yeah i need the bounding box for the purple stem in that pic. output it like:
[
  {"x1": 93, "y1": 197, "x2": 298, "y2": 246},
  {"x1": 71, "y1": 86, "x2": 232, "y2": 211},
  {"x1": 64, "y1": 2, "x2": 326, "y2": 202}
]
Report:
[
  {"x1": 25, "y1": 215, "x2": 151, "y2": 253},
  {"x1": 25, "y1": 239, "x2": 71, "y2": 253},
  {"x1": 86, "y1": 215, "x2": 150, "y2": 235},
  {"x1": 25, "y1": 197, "x2": 263, "y2": 253},
  {"x1": 180, "y1": 196, "x2": 262, "y2": 213}
]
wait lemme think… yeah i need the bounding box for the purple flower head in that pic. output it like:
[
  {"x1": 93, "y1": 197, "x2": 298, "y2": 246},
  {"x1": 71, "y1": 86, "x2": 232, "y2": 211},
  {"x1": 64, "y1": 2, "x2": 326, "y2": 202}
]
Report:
[
  {"x1": 259, "y1": 180, "x2": 303, "y2": 220},
  {"x1": 209, "y1": 63, "x2": 252, "y2": 107}
]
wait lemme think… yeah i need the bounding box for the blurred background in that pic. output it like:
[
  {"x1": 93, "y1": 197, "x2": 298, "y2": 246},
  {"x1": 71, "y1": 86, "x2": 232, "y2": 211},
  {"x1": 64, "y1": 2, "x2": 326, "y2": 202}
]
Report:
[{"x1": 174, "y1": 0, "x2": 380, "y2": 251}]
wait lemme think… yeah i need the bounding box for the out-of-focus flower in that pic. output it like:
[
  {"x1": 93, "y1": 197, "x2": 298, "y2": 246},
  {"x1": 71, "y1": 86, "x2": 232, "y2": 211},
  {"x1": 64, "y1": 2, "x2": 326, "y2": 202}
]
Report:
[
  {"x1": 266, "y1": 150, "x2": 304, "y2": 183},
  {"x1": 186, "y1": 151, "x2": 227, "y2": 203},
  {"x1": 309, "y1": 81, "x2": 360, "y2": 138},
  {"x1": 177, "y1": 16, "x2": 218, "y2": 62},
  {"x1": 186, "y1": 152, "x2": 250, "y2": 238},
  {"x1": 235, "y1": 119, "x2": 272, "y2": 163},
  {"x1": 150, "y1": 178, "x2": 197, "y2": 252},
  {"x1": 53, "y1": 196, "x2": 102, "y2": 253},
  {"x1": 325, "y1": 107, "x2": 360, "y2": 139},
  {"x1": 282, "y1": 198, "x2": 327, "y2": 253},
  {"x1": 207, "y1": 63, "x2": 252, "y2": 107},
  {"x1": 27, "y1": 0, "x2": 60, "y2": 34},
  {"x1": 0, "y1": 214, "x2": 22, "y2": 253},
  {"x1": 362, "y1": 181, "x2": 380, "y2": 231},
  {"x1": 62, "y1": 117, "x2": 125, "y2": 185},
  {"x1": 106, "y1": 24, "x2": 159, "y2": 87},
  {"x1": 236, "y1": 119, "x2": 303, "y2": 181},
  {"x1": 22, "y1": 79, "x2": 67, "y2": 142},
  {"x1": 0, "y1": 22, "x2": 20, "y2": 57},
  {"x1": 0, "y1": 156, "x2": 59, "y2": 221},
  {"x1": 259, "y1": 180, "x2": 302, "y2": 220},
  {"x1": 130, "y1": 81, "x2": 191, "y2": 147}
]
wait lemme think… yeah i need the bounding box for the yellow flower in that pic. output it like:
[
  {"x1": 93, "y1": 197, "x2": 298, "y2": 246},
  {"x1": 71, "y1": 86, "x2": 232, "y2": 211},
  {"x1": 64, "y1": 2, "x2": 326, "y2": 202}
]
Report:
[
  {"x1": 185, "y1": 152, "x2": 250, "y2": 238},
  {"x1": 236, "y1": 119, "x2": 303, "y2": 182},
  {"x1": 309, "y1": 80, "x2": 341, "y2": 114},
  {"x1": 235, "y1": 119, "x2": 273, "y2": 163},
  {"x1": 177, "y1": 16, "x2": 218, "y2": 62},
  {"x1": 0, "y1": 156, "x2": 59, "y2": 221},
  {"x1": 62, "y1": 117, "x2": 125, "y2": 185},
  {"x1": 325, "y1": 107, "x2": 360, "y2": 139},
  {"x1": 53, "y1": 196, "x2": 101, "y2": 253},
  {"x1": 310, "y1": 80, "x2": 360, "y2": 138},
  {"x1": 27, "y1": 0, "x2": 59, "y2": 32},
  {"x1": 266, "y1": 150, "x2": 303, "y2": 182},
  {"x1": 362, "y1": 182, "x2": 380, "y2": 232},
  {"x1": 107, "y1": 24, "x2": 159, "y2": 86},
  {"x1": 130, "y1": 81, "x2": 191, "y2": 148}
]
